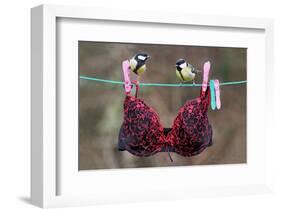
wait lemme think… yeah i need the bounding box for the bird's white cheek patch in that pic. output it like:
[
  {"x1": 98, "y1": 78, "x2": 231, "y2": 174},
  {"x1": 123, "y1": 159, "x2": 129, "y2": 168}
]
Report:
[
  {"x1": 180, "y1": 62, "x2": 187, "y2": 69},
  {"x1": 138, "y1": 55, "x2": 146, "y2": 61}
]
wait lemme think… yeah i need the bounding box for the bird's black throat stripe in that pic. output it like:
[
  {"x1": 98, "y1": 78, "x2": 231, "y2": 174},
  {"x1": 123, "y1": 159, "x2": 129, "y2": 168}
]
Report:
[
  {"x1": 178, "y1": 70, "x2": 185, "y2": 81},
  {"x1": 133, "y1": 61, "x2": 145, "y2": 75}
]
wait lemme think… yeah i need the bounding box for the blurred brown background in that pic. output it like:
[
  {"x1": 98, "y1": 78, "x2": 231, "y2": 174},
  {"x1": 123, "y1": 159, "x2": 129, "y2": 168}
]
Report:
[{"x1": 79, "y1": 41, "x2": 247, "y2": 170}]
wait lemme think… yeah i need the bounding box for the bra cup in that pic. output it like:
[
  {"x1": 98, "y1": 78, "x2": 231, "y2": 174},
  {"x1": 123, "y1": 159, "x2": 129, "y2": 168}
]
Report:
[
  {"x1": 119, "y1": 87, "x2": 213, "y2": 158},
  {"x1": 171, "y1": 89, "x2": 213, "y2": 157},
  {"x1": 118, "y1": 95, "x2": 165, "y2": 156}
]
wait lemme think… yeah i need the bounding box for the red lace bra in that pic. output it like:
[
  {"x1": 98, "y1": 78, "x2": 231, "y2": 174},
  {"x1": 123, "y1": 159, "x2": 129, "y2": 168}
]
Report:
[{"x1": 118, "y1": 61, "x2": 213, "y2": 159}]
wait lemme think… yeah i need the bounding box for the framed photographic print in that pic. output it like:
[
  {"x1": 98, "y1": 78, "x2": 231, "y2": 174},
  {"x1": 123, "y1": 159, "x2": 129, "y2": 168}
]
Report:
[{"x1": 31, "y1": 4, "x2": 274, "y2": 208}]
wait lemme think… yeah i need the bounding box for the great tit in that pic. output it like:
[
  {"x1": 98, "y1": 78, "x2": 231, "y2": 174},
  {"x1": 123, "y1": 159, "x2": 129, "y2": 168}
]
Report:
[
  {"x1": 129, "y1": 53, "x2": 150, "y2": 77},
  {"x1": 175, "y1": 59, "x2": 200, "y2": 84}
]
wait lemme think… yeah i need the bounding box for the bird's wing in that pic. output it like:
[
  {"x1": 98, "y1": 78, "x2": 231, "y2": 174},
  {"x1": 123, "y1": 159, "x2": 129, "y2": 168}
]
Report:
[
  {"x1": 190, "y1": 66, "x2": 200, "y2": 74},
  {"x1": 191, "y1": 69, "x2": 198, "y2": 74},
  {"x1": 188, "y1": 64, "x2": 196, "y2": 74}
]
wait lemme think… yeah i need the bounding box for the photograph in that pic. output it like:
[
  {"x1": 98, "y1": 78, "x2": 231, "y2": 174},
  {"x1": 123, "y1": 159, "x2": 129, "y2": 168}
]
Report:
[{"x1": 78, "y1": 41, "x2": 247, "y2": 170}]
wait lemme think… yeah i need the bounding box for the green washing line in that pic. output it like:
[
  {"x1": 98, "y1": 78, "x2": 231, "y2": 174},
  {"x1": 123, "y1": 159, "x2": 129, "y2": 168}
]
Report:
[{"x1": 79, "y1": 75, "x2": 247, "y2": 87}]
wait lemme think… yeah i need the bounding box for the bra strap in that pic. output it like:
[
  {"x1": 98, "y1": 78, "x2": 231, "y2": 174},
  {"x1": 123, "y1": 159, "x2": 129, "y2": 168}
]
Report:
[
  {"x1": 132, "y1": 80, "x2": 139, "y2": 98},
  {"x1": 122, "y1": 60, "x2": 132, "y2": 94}
]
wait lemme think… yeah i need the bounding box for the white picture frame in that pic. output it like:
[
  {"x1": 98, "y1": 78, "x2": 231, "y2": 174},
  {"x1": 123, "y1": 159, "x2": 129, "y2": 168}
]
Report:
[{"x1": 31, "y1": 4, "x2": 274, "y2": 208}]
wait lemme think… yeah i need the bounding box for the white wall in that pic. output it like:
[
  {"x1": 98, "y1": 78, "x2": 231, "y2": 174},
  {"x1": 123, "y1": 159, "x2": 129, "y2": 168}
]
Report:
[{"x1": 0, "y1": 0, "x2": 280, "y2": 212}]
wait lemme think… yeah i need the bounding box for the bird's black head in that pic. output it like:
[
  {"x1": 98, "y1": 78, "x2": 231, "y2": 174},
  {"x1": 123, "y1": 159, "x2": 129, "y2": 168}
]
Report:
[
  {"x1": 175, "y1": 58, "x2": 186, "y2": 71},
  {"x1": 134, "y1": 53, "x2": 150, "y2": 62}
]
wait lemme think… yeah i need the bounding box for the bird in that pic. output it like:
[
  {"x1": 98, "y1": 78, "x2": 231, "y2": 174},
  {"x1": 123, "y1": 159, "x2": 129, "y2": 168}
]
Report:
[
  {"x1": 129, "y1": 53, "x2": 150, "y2": 81},
  {"x1": 175, "y1": 59, "x2": 201, "y2": 84}
]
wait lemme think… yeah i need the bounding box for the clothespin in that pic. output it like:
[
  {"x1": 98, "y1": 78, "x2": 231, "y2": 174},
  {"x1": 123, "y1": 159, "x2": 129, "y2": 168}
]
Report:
[
  {"x1": 122, "y1": 60, "x2": 132, "y2": 94},
  {"x1": 210, "y1": 80, "x2": 216, "y2": 110},
  {"x1": 214, "y1": 79, "x2": 221, "y2": 109},
  {"x1": 202, "y1": 61, "x2": 211, "y2": 92},
  {"x1": 210, "y1": 79, "x2": 221, "y2": 110}
]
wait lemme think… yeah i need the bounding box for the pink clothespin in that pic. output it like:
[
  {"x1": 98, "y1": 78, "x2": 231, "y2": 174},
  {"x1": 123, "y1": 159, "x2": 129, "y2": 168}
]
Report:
[
  {"x1": 202, "y1": 61, "x2": 211, "y2": 92},
  {"x1": 214, "y1": 79, "x2": 221, "y2": 109},
  {"x1": 122, "y1": 60, "x2": 132, "y2": 94}
]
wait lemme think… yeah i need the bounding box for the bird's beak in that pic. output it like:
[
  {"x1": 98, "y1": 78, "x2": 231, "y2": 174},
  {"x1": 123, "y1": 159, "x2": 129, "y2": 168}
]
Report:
[{"x1": 144, "y1": 55, "x2": 150, "y2": 61}]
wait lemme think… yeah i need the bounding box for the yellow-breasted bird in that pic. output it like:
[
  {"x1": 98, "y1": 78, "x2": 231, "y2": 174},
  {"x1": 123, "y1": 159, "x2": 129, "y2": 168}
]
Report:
[
  {"x1": 175, "y1": 59, "x2": 200, "y2": 84},
  {"x1": 129, "y1": 53, "x2": 150, "y2": 80}
]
